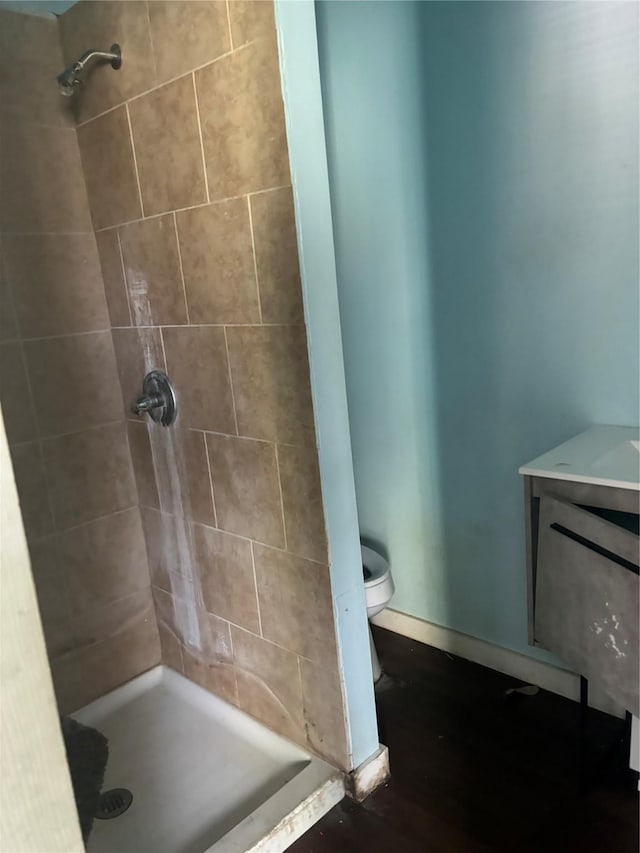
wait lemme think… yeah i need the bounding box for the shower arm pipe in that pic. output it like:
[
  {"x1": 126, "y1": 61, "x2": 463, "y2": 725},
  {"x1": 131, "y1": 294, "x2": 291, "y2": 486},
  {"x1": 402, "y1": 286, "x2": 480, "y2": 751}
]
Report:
[{"x1": 71, "y1": 45, "x2": 121, "y2": 74}]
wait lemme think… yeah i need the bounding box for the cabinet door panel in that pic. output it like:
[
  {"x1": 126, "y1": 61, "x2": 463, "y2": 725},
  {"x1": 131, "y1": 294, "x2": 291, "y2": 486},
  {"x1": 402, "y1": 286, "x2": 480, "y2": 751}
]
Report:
[{"x1": 535, "y1": 495, "x2": 639, "y2": 716}]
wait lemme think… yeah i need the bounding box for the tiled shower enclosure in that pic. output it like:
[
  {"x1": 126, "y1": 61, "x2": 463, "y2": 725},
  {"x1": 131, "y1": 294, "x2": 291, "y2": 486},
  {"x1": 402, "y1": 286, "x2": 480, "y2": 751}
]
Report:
[{"x1": 0, "y1": 0, "x2": 351, "y2": 771}]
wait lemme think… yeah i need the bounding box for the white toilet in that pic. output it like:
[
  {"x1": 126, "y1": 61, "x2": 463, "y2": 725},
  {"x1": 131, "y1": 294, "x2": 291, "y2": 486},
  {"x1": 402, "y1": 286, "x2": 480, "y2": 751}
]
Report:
[{"x1": 361, "y1": 544, "x2": 394, "y2": 682}]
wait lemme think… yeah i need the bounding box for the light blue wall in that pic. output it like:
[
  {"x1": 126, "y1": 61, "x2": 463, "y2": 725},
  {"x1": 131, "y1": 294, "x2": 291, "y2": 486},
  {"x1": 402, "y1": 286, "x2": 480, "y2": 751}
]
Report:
[{"x1": 316, "y1": 0, "x2": 639, "y2": 658}]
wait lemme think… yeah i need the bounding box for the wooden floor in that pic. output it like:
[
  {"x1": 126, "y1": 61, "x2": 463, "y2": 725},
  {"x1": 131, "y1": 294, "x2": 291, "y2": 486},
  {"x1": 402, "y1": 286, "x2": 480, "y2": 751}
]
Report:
[{"x1": 291, "y1": 626, "x2": 638, "y2": 853}]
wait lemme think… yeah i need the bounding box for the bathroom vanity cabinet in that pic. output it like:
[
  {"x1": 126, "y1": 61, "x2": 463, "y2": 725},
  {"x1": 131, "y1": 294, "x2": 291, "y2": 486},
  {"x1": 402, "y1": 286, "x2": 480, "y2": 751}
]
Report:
[{"x1": 520, "y1": 425, "x2": 640, "y2": 771}]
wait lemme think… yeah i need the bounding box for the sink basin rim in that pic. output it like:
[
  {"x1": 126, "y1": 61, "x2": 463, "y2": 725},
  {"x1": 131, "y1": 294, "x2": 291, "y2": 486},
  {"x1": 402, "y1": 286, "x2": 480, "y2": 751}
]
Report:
[{"x1": 519, "y1": 425, "x2": 640, "y2": 491}]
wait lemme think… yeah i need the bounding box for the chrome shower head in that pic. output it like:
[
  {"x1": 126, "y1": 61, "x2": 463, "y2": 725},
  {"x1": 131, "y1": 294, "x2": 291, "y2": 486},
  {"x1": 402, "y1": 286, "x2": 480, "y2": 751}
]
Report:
[
  {"x1": 56, "y1": 43, "x2": 122, "y2": 96},
  {"x1": 57, "y1": 65, "x2": 80, "y2": 97}
]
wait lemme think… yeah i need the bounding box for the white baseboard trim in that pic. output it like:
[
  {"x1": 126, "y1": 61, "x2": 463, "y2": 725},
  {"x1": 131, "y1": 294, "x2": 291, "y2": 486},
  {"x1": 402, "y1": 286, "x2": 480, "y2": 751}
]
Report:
[{"x1": 371, "y1": 609, "x2": 623, "y2": 718}]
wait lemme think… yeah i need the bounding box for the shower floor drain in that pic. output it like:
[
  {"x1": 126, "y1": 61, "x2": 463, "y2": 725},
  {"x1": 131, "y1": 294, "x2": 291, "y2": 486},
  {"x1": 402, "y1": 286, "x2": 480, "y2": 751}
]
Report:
[{"x1": 95, "y1": 788, "x2": 133, "y2": 820}]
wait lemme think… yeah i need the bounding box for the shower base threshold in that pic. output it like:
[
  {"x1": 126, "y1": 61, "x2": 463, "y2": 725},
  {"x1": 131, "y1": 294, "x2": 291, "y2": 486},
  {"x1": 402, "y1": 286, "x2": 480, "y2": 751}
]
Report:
[{"x1": 73, "y1": 665, "x2": 344, "y2": 853}]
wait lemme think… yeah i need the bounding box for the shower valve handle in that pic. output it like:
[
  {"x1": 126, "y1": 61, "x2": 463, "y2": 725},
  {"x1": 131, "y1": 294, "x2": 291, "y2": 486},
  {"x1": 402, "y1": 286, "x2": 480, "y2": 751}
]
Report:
[
  {"x1": 132, "y1": 394, "x2": 164, "y2": 415},
  {"x1": 132, "y1": 371, "x2": 177, "y2": 427}
]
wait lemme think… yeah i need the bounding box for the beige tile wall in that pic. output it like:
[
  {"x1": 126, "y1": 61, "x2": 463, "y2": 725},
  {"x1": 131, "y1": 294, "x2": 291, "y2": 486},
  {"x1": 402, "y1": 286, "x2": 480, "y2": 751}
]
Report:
[
  {"x1": 0, "y1": 8, "x2": 160, "y2": 714},
  {"x1": 58, "y1": 0, "x2": 349, "y2": 768}
]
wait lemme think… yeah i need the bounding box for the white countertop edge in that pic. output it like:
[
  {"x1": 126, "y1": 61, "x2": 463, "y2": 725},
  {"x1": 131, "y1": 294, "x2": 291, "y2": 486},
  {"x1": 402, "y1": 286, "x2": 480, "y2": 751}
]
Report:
[
  {"x1": 518, "y1": 424, "x2": 640, "y2": 491},
  {"x1": 518, "y1": 464, "x2": 640, "y2": 491}
]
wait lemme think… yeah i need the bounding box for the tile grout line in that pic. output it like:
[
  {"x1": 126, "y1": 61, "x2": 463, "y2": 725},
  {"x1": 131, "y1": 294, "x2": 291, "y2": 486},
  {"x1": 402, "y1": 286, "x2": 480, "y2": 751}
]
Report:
[
  {"x1": 222, "y1": 326, "x2": 240, "y2": 435},
  {"x1": 191, "y1": 73, "x2": 211, "y2": 205},
  {"x1": 125, "y1": 103, "x2": 146, "y2": 219},
  {"x1": 249, "y1": 541, "x2": 264, "y2": 638},
  {"x1": 15, "y1": 328, "x2": 114, "y2": 344},
  {"x1": 24, "y1": 505, "x2": 139, "y2": 542},
  {"x1": 158, "y1": 326, "x2": 169, "y2": 373},
  {"x1": 51, "y1": 588, "x2": 157, "y2": 664},
  {"x1": 36, "y1": 417, "x2": 130, "y2": 444},
  {"x1": 116, "y1": 229, "x2": 134, "y2": 326},
  {"x1": 137, "y1": 505, "x2": 328, "y2": 568},
  {"x1": 112, "y1": 321, "x2": 303, "y2": 330},
  {"x1": 217, "y1": 611, "x2": 327, "y2": 669},
  {"x1": 172, "y1": 212, "x2": 191, "y2": 323},
  {"x1": 122, "y1": 420, "x2": 316, "y2": 452},
  {"x1": 1, "y1": 230, "x2": 98, "y2": 238},
  {"x1": 226, "y1": 621, "x2": 240, "y2": 707},
  {"x1": 74, "y1": 40, "x2": 255, "y2": 130},
  {"x1": 0, "y1": 258, "x2": 21, "y2": 344},
  {"x1": 20, "y1": 421, "x2": 316, "y2": 455},
  {"x1": 0, "y1": 116, "x2": 77, "y2": 132},
  {"x1": 246, "y1": 195, "x2": 264, "y2": 323},
  {"x1": 273, "y1": 443, "x2": 288, "y2": 551},
  {"x1": 296, "y1": 655, "x2": 307, "y2": 728},
  {"x1": 0, "y1": 246, "x2": 58, "y2": 535},
  {"x1": 202, "y1": 430, "x2": 218, "y2": 529},
  {"x1": 90, "y1": 184, "x2": 293, "y2": 232},
  {"x1": 225, "y1": 0, "x2": 234, "y2": 50},
  {"x1": 123, "y1": 414, "x2": 143, "y2": 510}
]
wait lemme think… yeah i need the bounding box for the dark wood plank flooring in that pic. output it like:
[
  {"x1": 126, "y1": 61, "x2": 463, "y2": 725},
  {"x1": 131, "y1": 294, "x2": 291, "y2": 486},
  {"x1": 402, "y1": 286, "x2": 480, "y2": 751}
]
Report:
[{"x1": 291, "y1": 626, "x2": 638, "y2": 852}]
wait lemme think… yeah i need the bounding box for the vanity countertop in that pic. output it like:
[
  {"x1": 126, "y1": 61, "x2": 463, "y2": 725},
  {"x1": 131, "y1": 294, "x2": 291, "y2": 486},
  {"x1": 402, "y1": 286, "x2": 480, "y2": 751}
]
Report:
[{"x1": 519, "y1": 424, "x2": 640, "y2": 491}]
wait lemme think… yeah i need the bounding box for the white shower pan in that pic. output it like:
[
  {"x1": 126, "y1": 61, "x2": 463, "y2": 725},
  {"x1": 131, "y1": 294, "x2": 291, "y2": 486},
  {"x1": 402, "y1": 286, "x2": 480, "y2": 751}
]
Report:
[{"x1": 73, "y1": 666, "x2": 343, "y2": 853}]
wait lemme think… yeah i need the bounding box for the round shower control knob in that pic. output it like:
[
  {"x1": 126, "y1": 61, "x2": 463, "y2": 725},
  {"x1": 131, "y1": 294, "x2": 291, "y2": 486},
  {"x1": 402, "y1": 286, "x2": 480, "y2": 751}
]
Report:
[{"x1": 132, "y1": 370, "x2": 177, "y2": 427}]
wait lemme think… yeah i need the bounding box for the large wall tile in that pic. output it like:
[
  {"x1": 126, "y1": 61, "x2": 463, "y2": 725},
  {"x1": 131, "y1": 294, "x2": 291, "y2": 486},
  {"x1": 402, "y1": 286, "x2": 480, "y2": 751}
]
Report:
[
  {"x1": 162, "y1": 326, "x2": 235, "y2": 433},
  {"x1": 226, "y1": 325, "x2": 315, "y2": 445},
  {"x1": 151, "y1": 428, "x2": 215, "y2": 525},
  {"x1": 152, "y1": 579, "x2": 180, "y2": 627},
  {"x1": 148, "y1": 1, "x2": 230, "y2": 83},
  {"x1": 206, "y1": 434, "x2": 284, "y2": 546},
  {"x1": 78, "y1": 106, "x2": 142, "y2": 229},
  {"x1": 59, "y1": 0, "x2": 155, "y2": 124},
  {"x1": 254, "y1": 545, "x2": 337, "y2": 667},
  {"x1": 42, "y1": 422, "x2": 136, "y2": 528},
  {"x1": 158, "y1": 623, "x2": 183, "y2": 672},
  {"x1": 231, "y1": 625, "x2": 305, "y2": 742},
  {"x1": 28, "y1": 537, "x2": 76, "y2": 658},
  {"x1": 73, "y1": 586, "x2": 154, "y2": 650},
  {"x1": 300, "y1": 658, "x2": 349, "y2": 768},
  {"x1": 24, "y1": 332, "x2": 121, "y2": 438},
  {"x1": 10, "y1": 442, "x2": 55, "y2": 540},
  {"x1": 0, "y1": 9, "x2": 73, "y2": 128},
  {"x1": 228, "y1": 0, "x2": 276, "y2": 47},
  {"x1": 3, "y1": 234, "x2": 108, "y2": 338},
  {"x1": 250, "y1": 187, "x2": 303, "y2": 324},
  {"x1": 181, "y1": 612, "x2": 237, "y2": 705},
  {"x1": 95, "y1": 229, "x2": 130, "y2": 327},
  {"x1": 196, "y1": 38, "x2": 290, "y2": 199},
  {"x1": 278, "y1": 443, "x2": 327, "y2": 563},
  {"x1": 59, "y1": 509, "x2": 150, "y2": 615},
  {"x1": 142, "y1": 508, "x2": 185, "y2": 591},
  {"x1": 144, "y1": 515, "x2": 209, "y2": 614},
  {"x1": 180, "y1": 430, "x2": 216, "y2": 526},
  {"x1": 0, "y1": 342, "x2": 37, "y2": 445},
  {"x1": 0, "y1": 268, "x2": 19, "y2": 343},
  {"x1": 128, "y1": 420, "x2": 160, "y2": 509},
  {"x1": 119, "y1": 215, "x2": 188, "y2": 326},
  {"x1": 50, "y1": 596, "x2": 160, "y2": 714},
  {"x1": 112, "y1": 326, "x2": 165, "y2": 418},
  {"x1": 0, "y1": 122, "x2": 91, "y2": 233},
  {"x1": 129, "y1": 76, "x2": 207, "y2": 216},
  {"x1": 153, "y1": 587, "x2": 184, "y2": 672},
  {"x1": 194, "y1": 522, "x2": 260, "y2": 633},
  {"x1": 176, "y1": 199, "x2": 259, "y2": 324}
]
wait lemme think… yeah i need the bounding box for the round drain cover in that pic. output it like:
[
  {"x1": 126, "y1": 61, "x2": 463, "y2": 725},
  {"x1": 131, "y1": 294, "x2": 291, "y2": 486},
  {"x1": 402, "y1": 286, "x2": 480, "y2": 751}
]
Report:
[{"x1": 95, "y1": 788, "x2": 133, "y2": 820}]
